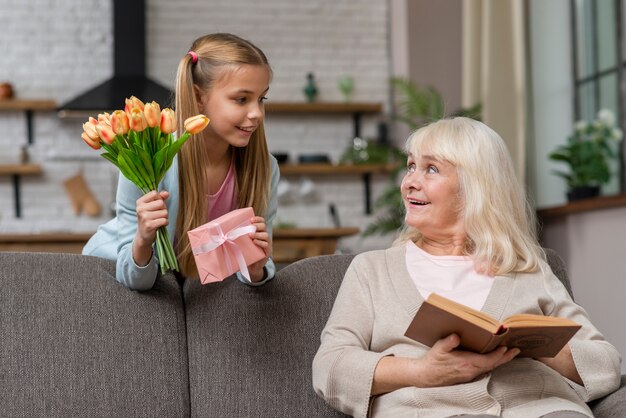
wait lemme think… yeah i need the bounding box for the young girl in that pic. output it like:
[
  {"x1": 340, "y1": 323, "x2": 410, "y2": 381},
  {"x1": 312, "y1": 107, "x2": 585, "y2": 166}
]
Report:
[{"x1": 83, "y1": 33, "x2": 279, "y2": 290}]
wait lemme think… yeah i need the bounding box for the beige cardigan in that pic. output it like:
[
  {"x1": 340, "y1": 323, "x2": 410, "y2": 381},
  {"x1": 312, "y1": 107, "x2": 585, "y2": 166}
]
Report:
[{"x1": 312, "y1": 246, "x2": 622, "y2": 418}]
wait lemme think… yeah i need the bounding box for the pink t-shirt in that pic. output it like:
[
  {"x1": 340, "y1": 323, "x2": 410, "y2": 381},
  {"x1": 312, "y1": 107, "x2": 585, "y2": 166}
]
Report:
[
  {"x1": 206, "y1": 159, "x2": 237, "y2": 221},
  {"x1": 405, "y1": 241, "x2": 494, "y2": 311}
]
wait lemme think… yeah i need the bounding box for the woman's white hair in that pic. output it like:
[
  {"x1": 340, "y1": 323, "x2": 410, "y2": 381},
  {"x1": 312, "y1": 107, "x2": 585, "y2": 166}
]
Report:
[{"x1": 394, "y1": 117, "x2": 545, "y2": 275}]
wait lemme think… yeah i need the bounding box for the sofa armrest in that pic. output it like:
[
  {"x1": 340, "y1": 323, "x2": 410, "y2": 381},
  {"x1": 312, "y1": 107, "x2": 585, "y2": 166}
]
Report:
[{"x1": 589, "y1": 375, "x2": 626, "y2": 417}]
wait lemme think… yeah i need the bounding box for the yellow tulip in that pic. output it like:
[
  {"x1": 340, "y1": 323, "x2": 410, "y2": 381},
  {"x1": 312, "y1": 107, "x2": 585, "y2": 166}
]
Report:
[
  {"x1": 129, "y1": 108, "x2": 148, "y2": 132},
  {"x1": 144, "y1": 101, "x2": 161, "y2": 128},
  {"x1": 183, "y1": 114, "x2": 210, "y2": 134},
  {"x1": 160, "y1": 108, "x2": 177, "y2": 134},
  {"x1": 111, "y1": 110, "x2": 130, "y2": 135}
]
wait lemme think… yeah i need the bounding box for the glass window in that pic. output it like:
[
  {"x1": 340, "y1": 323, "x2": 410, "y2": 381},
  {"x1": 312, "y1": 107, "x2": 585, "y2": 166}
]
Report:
[{"x1": 571, "y1": 0, "x2": 624, "y2": 192}]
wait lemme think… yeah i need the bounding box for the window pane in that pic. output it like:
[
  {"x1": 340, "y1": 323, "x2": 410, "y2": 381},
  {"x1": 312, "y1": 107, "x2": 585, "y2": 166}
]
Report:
[
  {"x1": 578, "y1": 82, "x2": 597, "y2": 122},
  {"x1": 597, "y1": 0, "x2": 617, "y2": 71},
  {"x1": 575, "y1": 0, "x2": 595, "y2": 78},
  {"x1": 599, "y1": 73, "x2": 618, "y2": 113}
]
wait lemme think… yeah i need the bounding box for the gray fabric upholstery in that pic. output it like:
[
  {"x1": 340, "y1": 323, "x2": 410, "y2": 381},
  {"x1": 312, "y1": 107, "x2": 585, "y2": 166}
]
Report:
[
  {"x1": 1, "y1": 250, "x2": 623, "y2": 417},
  {"x1": 0, "y1": 252, "x2": 189, "y2": 418},
  {"x1": 183, "y1": 254, "x2": 354, "y2": 417}
]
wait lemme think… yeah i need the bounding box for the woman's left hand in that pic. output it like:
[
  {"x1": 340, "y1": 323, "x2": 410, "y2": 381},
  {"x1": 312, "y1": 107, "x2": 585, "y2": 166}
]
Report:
[{"x1": 247, "y1": 216, "x2": 272, "y2": 282}]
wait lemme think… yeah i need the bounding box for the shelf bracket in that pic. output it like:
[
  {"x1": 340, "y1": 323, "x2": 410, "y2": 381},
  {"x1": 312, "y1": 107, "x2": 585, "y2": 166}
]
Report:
[
  {"x1": 26, "y1": 109, "x2": 34, "y2": 145},
  {"x1": 362, "y1": 172, "x2": 372, "y2": 214},
  {"x1": 12, "y1": 174, "x2": 22, "y2": 218},
  {"x1": 352, "y1": 112, "x2": 362, "y2": 139}
]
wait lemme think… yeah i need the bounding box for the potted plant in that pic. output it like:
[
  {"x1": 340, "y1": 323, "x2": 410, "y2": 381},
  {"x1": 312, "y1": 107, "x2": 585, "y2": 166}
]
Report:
[{"x1": 549, "y1": 109, "x2": 623, "y2": 201}]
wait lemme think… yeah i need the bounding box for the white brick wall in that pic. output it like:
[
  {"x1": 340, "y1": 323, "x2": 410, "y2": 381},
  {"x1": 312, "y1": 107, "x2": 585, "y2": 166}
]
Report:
[{"x1": 0, "y1": 0, "x2": 398, "y2": 253}]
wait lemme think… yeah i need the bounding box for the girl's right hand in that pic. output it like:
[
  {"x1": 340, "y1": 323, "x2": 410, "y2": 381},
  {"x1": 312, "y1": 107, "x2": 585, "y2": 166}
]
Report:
[{"x1": 132, "y1": 190, "x2": 169, "y2": 266}]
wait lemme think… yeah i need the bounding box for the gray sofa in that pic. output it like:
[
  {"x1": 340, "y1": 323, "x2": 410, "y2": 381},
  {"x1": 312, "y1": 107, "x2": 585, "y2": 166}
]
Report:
[{"x1": 0, "y1": 250, "x2": 624, "y2": 417}]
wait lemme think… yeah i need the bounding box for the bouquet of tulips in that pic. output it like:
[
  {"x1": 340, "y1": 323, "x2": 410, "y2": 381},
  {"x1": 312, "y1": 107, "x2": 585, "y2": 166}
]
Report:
[{"x1": 81, "y1": 96, "x2": 210, "y2": 274}]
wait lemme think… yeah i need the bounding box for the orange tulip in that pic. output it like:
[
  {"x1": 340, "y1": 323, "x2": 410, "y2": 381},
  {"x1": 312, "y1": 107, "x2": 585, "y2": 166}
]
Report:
[
  {"x1": 81, "y1": 132, "x2": 101, "y2": 149},
  {"x1": 83, "y1": 117, "x2": 100, "y2": 141},
  {"x1": 96, "y1": 123, "x2": 116, "y2": 145},
  {"x1": 144, "y1": 102, "x2": 161, "y2": 128},
  {"x1": 97, "y1": 112, "x2": 111, "y2": 126},
  {"x1": 183, "y1": 115, "x2": 210, "y2": 134},
  {"x1": 124, "y1": 96, "x2": 145, "y2": 113},
  {"x1": 160, "y1": 108, "x2": 177, "y2": 134},
  {"x1": 111, "y1": 110, "x2": 130, "y2": 135},
  {"x1": 129, "y1": 108, "x2": 148, "y2": 132}
]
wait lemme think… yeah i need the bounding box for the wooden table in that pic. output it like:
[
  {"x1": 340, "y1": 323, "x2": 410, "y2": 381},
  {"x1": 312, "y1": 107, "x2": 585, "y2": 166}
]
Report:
[
  {"x1": 272, "y1": 227, "x2": 360, "y2": 263},
  {"x1": 0, "y1": 232, "x2": 93, "y2": 254},
  {"x1": 0, "y1": 227, "x2": 360, "y2": 264}
]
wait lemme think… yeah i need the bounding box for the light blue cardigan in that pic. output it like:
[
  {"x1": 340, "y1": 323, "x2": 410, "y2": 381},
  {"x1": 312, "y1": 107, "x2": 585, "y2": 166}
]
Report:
[{"x1": 83, "y1": 155, "x2": 280, "y2": 290}]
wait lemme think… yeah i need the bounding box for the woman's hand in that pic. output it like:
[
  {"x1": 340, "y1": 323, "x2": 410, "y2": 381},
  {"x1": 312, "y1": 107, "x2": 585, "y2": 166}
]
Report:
[
  {"x1": 419, "y1": 334, "x2": 520, "y2": 386},
  {"x1": 132, "y1": 190, "x2": 169, "y2": 267},
  {"x1": 371, "y1": 334, "x2": 520, "y2": 395},
  {"x1": 247, "y1": 215, "x2": 271, "y2": 282}
]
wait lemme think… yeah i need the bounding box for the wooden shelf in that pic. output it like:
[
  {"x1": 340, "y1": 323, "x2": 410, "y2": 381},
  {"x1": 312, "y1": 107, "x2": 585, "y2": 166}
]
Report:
[
  {"x1": 279, "y1": 163, "x2": 397, "y2": 214},
  {"x1": 0, "y1": 99, "x2": 57, "y2": 111},
  {"x1": 273, "y1": 227, "x2": 359, "y2": 238},
  {"x1": 265, "y1": 102, "x2": 382, "y2": 114},
  {"x1": 0, "y1": 163, "x2": 43, "y2": 176},
  {"x1": 537, "y1": 193, "x2": 626, "y2": 221},
  {"x1": 278, "y1": 163, "x2": 396, "y2": 176}
]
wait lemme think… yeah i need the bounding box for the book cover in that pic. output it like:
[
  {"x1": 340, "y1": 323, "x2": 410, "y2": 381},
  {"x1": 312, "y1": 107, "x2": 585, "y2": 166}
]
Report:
[{"x1": 404, "y1": 293, "x2": 581, "y2": 358}]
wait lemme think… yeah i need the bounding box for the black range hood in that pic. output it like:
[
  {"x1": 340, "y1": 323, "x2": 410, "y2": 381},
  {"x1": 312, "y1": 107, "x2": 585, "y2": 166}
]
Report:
[{"x1": 58, "y1": 0, "x2": 173, "y2": 117}]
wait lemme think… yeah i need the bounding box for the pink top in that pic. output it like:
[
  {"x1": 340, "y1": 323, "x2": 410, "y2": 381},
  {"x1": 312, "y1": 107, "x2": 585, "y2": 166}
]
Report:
[
  {"x1": 207, "y1": 159, "x2": 237, "y2": 221},
  {"x1": 405, "y1": 241, "x2": 494, "y2": 311}
]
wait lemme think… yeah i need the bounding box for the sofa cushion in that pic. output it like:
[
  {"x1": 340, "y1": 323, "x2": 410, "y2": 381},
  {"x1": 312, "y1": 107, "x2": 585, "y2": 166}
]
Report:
[
  {"x1": 0, "y1": 252, "x2": 189, "y2": 417},
  {"x1": 184, "y1": 254, "x2": 354, "y2": 417}
]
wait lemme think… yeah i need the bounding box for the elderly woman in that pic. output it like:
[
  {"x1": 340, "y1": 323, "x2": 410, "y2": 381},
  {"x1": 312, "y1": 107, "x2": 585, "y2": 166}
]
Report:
[{"x1": 312, "y1": 117, "x2": 621, "y2": 418}]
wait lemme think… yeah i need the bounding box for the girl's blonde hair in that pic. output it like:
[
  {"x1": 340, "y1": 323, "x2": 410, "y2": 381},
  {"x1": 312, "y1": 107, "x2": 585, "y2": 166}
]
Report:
[
  {"x1": 174, "y1": 33, "x2": 272, "y2": 278},
  {"x1": 394, "y1": 117, "x2": 545, "y2": 275}
]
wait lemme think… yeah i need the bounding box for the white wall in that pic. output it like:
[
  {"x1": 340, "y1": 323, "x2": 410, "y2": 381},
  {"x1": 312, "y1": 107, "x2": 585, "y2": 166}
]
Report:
[
  {"x1": 542, "y1": 209, "x2": 626, "y2": 374},
  {"x1": 0, "y1": 0, "x2": 396, "y2": 252}
]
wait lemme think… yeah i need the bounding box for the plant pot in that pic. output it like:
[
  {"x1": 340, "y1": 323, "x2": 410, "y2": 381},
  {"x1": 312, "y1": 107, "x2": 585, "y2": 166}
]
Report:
[{"x1": 566, "y1": 185, "x2": 600, "y2": 202}]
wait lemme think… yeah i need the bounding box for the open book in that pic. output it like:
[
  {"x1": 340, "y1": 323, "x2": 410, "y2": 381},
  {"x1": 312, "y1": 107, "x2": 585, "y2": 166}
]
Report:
[{"x1": 404, "y1": 293, "x2": 581, "y2": 358}]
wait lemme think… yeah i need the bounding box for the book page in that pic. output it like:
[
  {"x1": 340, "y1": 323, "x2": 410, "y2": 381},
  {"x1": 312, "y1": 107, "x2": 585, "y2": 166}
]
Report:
[{"x1": 503, "y1": 314, "x2": 580, "y2": 328}]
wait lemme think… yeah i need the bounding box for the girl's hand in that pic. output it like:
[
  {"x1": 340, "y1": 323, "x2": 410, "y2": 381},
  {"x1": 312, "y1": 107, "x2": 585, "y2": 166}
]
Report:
[
  {"x1": 132, "y1": 190, "x2": 169, "y2": 266},
  {"x1": 420, "y1": 334, "x2": 520, "y2": 387},
  {"x1": 247, "y1": 216, "x2": 271, "y2": 282}
]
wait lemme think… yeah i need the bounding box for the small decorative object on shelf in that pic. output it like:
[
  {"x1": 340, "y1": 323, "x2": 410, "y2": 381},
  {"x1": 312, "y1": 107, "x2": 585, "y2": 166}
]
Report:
[
  {"x1": 79, "y1": 95, "x2": 210, "y2": 273},
  {"x1": 549, "y1": 108, "x2": 623, "y2": 202},
  {"x1": 337, "y1": 75, "x2": 354, "y2": 102},
  {"x1": 0, "y1": 82, "x2": 14, "y2": 100},
  {"x1": 303, "y1": 73, "x2": 318, "y2": 103}
]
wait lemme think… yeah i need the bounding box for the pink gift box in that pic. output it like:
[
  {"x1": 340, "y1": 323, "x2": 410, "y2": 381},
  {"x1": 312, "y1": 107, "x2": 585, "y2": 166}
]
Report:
[{"x1": 187, "y1": 207, "x2": 266, "y2": 284}]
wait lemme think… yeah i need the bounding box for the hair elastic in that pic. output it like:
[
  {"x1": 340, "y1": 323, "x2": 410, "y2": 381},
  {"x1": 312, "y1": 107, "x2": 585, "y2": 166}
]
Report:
[{"x1": 188, "y1": 51, "x2": 198, "y2": 63}]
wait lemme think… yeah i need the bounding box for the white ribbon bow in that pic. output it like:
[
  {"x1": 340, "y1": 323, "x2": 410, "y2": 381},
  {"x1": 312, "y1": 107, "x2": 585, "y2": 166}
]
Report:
[{"x1": 191, "y1": 222, "x2": 257, "y2": 282}]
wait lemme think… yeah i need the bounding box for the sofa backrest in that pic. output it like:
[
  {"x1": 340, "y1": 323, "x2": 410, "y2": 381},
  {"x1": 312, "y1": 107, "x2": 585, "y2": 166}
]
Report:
[
  {"x1": 183, "y1": 254, "x2": 355, "y2": 417},
  {"x1": 0, "y1": 252, "x2": 190, "y2": 417},
  {"x1": 182, "y1": 248, "x2": 573, "y2": 417}
]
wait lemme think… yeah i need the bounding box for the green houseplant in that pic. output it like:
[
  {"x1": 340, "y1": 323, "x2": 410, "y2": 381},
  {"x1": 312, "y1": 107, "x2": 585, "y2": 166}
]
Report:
[
  {"x1": 363, "y1": 78, "x2": 480, "y2": 236},
  {"x1": 549, "y1": 109, "x2": 622, "y2": 201}
]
